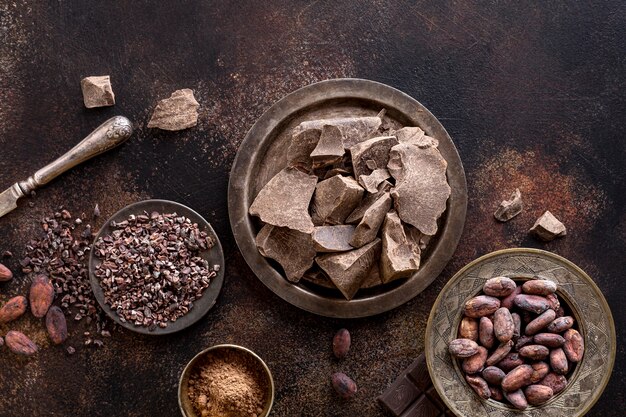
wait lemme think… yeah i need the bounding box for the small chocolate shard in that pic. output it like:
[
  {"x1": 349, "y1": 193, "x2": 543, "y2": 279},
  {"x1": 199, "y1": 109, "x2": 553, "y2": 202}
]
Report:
[
  {"x1": 394, "y1": 127, "x2": 438, "y2": 148},
  {"x1": 494, "y1": 188, "x2": 523, "y2": 222},
  {"x1": 350, "y1": 192, "x2": 392, "y2": 248},
  {"x1": 249, "y1": 167, "x2": 317, "y2": 233},
  {"x1": 147, "y1": 89, "x2": 199, "y2": 131},
  {"x1": 81, "y1": 76, "x2": 115, "y2": 108},
  {"x1": 359, "y1": 168, "x2": 391, "y2": 193},
  {"x1": 256, "y1": 224, "x2": 316, "y2": 282},
  {"x1": 380, "y1": 212, "x2": 421, "y2": 283},
  {"x1": 365, "y1": 159, "x2": 378, "y2": 170},
  {"x1": 361, "y1": 264, "x2": 383, "y2": 288},
  {"x1": 293, "y1": 116, "x2": 383, "y2": 149},
  {"x1": 316, "y1": 239, "x2": 381, "y2": 300},
  {"x1": 388, "y1": 144, "x2": 450, "y2": 236},
  {"x1": 346, "y1": 180, "x2": 392, "y2": 224},
  {"x1": 530, "y1": 211, "x2": 567, "y2": 241},
  {"x1": 311, "y1": 225, "x2": 355, "y2": 252},
  {"x1": 350, "y1": 136, "x2": 399, "y2": 180},
  {"x1": 311, "y1": 176, "x2": 364, "y2": 225},
  {"x1": 310, "y1": 125, "x2": 345, "y2": 169},
  {"x1": 287, "y1": 128, "x2": 321, "y2": 168},
  {"x1": 301, "y1": 268, "x2": 336, "y2": 289}
]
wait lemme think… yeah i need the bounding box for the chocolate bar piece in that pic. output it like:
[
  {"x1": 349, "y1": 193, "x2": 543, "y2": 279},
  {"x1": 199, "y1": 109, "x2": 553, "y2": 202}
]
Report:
[{"x1": 378, "y1": 353, "x2": 452, "y2": 416}]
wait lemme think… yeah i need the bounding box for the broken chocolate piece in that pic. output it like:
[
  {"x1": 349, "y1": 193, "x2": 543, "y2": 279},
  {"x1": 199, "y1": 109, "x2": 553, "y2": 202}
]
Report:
[
  {"x1": 350, "y1": 192, "x2": 392, "y2": 248},
  {"x1": 359, "y1": 168, "x2": 391, "y2": 193},
  {"x1": 365, "y1": 159, "x2": 378, "y2": 170},
  {"x1": 293, "y1": 116, "x2": 383, "y2": 149},
  {"x1": 380, "y1": 211, "x2": 421, "y2": 283},
  {"x1": 310, "y1": 125, "x2": 345, "y2": 169},
  {"x1": 350, "y1": 136, "x2": 399, "y2": 180},
  {"x1": 316, "y1": 239, "x2": 381, "y2": 300},
  {"x1": 81, "y1": 76, "x2": 115, "y2": 108},
  {"x1": 494, "y1": 188, "x2": 523, "y2": 222},
  {"x1": 249, "y1": 167, "x2": 317, "y2": 233},
  {"x1": 301, "y1": 268, "x2": 336, "y2": 289},
  {"x1": 530, "y1": 211, "x2": 567, "y2": 241},
  {"x1": 361, "y1": 264, "x2": 383, "y2": 288},
  {"x1": 256, "y1": 225, "x2": 316, "y2": 282},
  {"x1": 345, "y1": 180, "x2": 392, "y2": 224},
  {"x1": 311, "y1": 176, "x2": 364, "y2": 225},
  {"x1": 311, "y1": 225, "x2": 355, "y2": 252},
  {"x1": 394, "y1": 127, "x2": 438, "y2": 148},
  {"x1": 388, "y1": 144, "x2": 450, "y2": 236},
  {"x1": 147, "y1": 89, "x2": 199, "y2": 131},
  {"x1": 287, "y1": 129, "x2": 321, "y2": 168}
]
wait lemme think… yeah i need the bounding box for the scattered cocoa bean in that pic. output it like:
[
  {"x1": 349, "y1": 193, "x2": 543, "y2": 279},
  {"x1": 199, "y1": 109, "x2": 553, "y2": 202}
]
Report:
[
  {"x1": 519, "y1": 345, "x2": 550, "y2": 360},
  {"x1": 549, "y1": 348, "x2": 569, "y2": 375},
  {"x1": 464, "y1": 295, "x2": 501, "y2": 318},
  {"x1": 449, "y1": 338, "x2": 479, "y2": 358},
  {"x1": 501, "y1": 364, "x2": 533, "y2": 392},
  {"x1": 524, "y1": 384, "x2": 553, "y2": 406},
  {"x1": 482, "y1": 276, "x2": 516, "y2": 297},
  {"x1": 462, "y1": 346, "x2": 488, "y2": 374},
  {"x1": 45, "y1": 306, "x2": 68, "y2": 345},
  {"x1": 479, "y1": 317, "x2": 495, "y2": 348},
  {"x1": 0, "y1": 296, "x2": 28, "y2": 324},
  {"x1": 29, "y1": 274, "x2": 54, "y2": 318},
  {"x1": 530, "y1": 361, "x2": 550, "y2": 383},
  {"x1": 486, "y1": 340, "x2": 513, "y2": 366},
  {"x1": 547, "y1": 316, "x2": 574, "y2": 333},
  {"x1": 332, "y1": 328, "x2": 351, "y2": 359},
  {"x1": 563, "y1": 329, "x2": 584, "y2": 363},
  {"x1": 538, "y1": 372, "x2": 567, "y2": 394},
  {"x1": 458, "y1": 317, "x2": 479, "y2": 341},
  {"x1": 482, "y1": 366, "x2": 506, "y2": 385},
  {"x1": 489, "y1": 385, "x2": 504, "y2": 401},
  {"x1": 513, "y1": 294, "x2": 551, "y2": 314},
  {"x1": 503, "y1": 389, "x2": 528, "y2": 410},
  {"x1": 465, "y1": 375, "x2": 490, "y2": 399},
  {"x1": 5, "y1": 330, "x2": 37, "y2": 355},
  {"x1": 534, "y1": 333, "x2": 565, "y2": 348},
  {"x1": 493, "y1": 307, "x2": 514, "y2": 343},
  {"x1": 525, "y1": 309, "x2": 556, "y2": 336},
  {"x1": 522, "y1": 279, "x2": 557, "y2": 296},
  {"x1": 497, "y1": 352, "x2": 524, "y2": 372},
  {"x1": 515, "y1": 335, "x2": 533, "y2": 351},
  {"x1": 501, "y1": 285, "x2": 523, "y2": 309},
  {"x1": 0, "y1": 262, "x2": 13, "y2": 281},
  {"x1": 332, "y1": 372, "x2": 357, "y2": 399}
]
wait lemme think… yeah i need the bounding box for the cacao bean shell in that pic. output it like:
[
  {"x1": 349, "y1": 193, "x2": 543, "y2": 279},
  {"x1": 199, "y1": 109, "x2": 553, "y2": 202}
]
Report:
[
  {"x1": 45, "y1": 306, "x2": 68, "y2": 345},
  {"x1": 5, "y1": 330, "x2": 37, "y2": 355},
  {"x1": 563, "y1": 328, "x2": 584, "y2": 362},
  {"x1": 331, "y1": 372, "x2": 357, "y2": 399},
  {"x1": 522, "y1": 279, "x2": 557, "y2": 296},
  {"x1": 482, "y1": 276, "x2": 516, "y2": 297},
  {"x1": 486, "y1": 340, "x2": 513, "y2": 366},
  {"x1": 519, "y1": 344, "x2": 550, "y2": 360},
  {"x1": 0, "y1": 295, "x2": 28, "y2": 324},
  {"x1": 538, "y1": 372, "x2": 567, "y2": 394},
  {"x1": 458, "y1": 317, "x2": 479, "y2": 341},
  {"x1": 549, "y1": 348, "x2": 569, "y2": 375},
  {"x1": 479, "y1": 317, "x2": 495, "y2": 349},
  {"x1": 449, "y1": 338, "x2": 479, "y2": 358},
  {"x1": 503, "y1": 389, "x2": 528, "y2": 410},
  {"x1": 501, "y1": 364, "x2": 533, "y2": 392},
  {"x1": 493, "y1": 307, "x2": 514, "y2": 343},
  {"x1": 465, "y1": 374, "x2": 490, "y2": 399},
  {"x1": 525, "y1": 309, "x2": 556, "y2": 336},
  {"x1": 464, "y1": 295, "x2": 500, "y2": 318},
  {"x1": 534, "y1": 333, "x2": 565, "y2": 348},
  {"x1": 513, "y1": 294, "x2": 551, "y2": 314},
  {"x1": 482, "y1": 366, "x2": 506, "y2": 385},
  {"x1": 29, "y1": 274, "x2": 54, "y2": 318},
  {"x1": 462, "y1": 346, "x2": 488, "y2": 374},
  {"x1": 332, "y1": 328, "x2": 351, "y2": 359},
  {"x1": 524, "y1": 384, "x2": 554, "y2": 406},
  {"x1": 547, "y1": 316, "x2": 574, "y2": 333}
]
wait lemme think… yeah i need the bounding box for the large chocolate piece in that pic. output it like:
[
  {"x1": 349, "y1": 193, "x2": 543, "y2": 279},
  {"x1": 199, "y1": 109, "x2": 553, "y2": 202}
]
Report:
[
  {"x1": 293, "y1": 115, "x2": 383, "y2": 149},
  {"x1": 361, "y1": 264, "x2": 383, "y2": 288},
  {"x1": 316, "y1": 239, "x2": 381, "y2": 300},
  {"x1": 394, "y1": 126, "x2": 438, "y2": 148},
  {"x1": 350, "y1": 136, "x2": 399, "y2": 180},
  {"x1": 530, "y1": 211, "x2": 567, "y2": 241},
  {"x1": 287, "y1": 128, "x2": 321, "y2": 167},
  {"x1": 256, "y1": 225, "x2": 316, "y2": 282},
  {"x1": 388, "y1": 144, "x2": 451, "y2": 236},
  {"x1": 311, "y1": 175, "x2": 364, "y2": 225},
  {"x1": 345, "y1": 180, "x2": 392, "y2": 224},
  {"x1": 249, "y1": 167, "x2": 317, "y2": 233},
  {"x1": 310, "y1": 125, "x2": 345, "y2": 169},
  {"x1": 350, "y1": 192, "x2": 392, "y2": 248},
  {"x1": 359, "y1": 168, "x2": 391, "y2": 193},
  {"x1": 380, "y1": 211, "x2": 421, "y2": 283},
  {"x1": 147, "y1": 89, "x2": 199, "y2": 131},
  {"x1": 494, "y1": 188, "x2": 523, "y2": 222},
  {"x1": 311, "y1": 225, "x2": 355, "y2": 252}
]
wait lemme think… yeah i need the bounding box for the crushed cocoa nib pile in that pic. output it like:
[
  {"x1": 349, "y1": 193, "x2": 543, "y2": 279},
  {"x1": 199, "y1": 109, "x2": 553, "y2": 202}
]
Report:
[{"x1": 94, "y1": 211, "x2": 218, "y2": 330}]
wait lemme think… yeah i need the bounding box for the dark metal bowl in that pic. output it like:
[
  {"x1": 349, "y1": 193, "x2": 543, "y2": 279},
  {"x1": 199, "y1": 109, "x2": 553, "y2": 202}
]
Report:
[
  {"x1": 88, "y1": 199, "x2": 225, "y2": 335},
  {"x1": 228, "y1": 78, "x2": 467, "y2": 318}
]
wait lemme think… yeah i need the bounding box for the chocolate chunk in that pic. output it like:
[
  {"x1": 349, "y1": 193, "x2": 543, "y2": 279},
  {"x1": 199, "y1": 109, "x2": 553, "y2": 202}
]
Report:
[
  {"x1": 293, "y1": 116, "x2": 382, "y2": 149},
  {"x1": 388, "y1": 144, "x2": 450, "y2": 236},
  {"x1": 350, "y1": 193, "x2": 392, "y2": 248},
  {"x1": 310, "y1": 125, "x2": 345, "y2": 169},
  {"x1": 147, "y1": 89, "x2": 199, "y2": 131},
  {"x1": 394, "y1": 126, "x2": 438, "y2": 148},
  {"x1": 316, "y1": 239, "x2": 381, "y2": 300},
  {"x1": 249, "y1": 167, "x2": 318, "y2": 233},
  {"x1": 311, "y1": 175, "x2": 364, "y2": 225},
  {"x1": 256, "y1": 225, "x2": 316, "y2": 282},
  {"x1": 378, "y1": 375, "x2": 422, "y2": 415},
  {"x1": 301, "y1": 268, "x2": 336, "y2": 289},
  {"x1": 80, "y1": 75, "x2": 115, "y2": 108},
  {"x1": 359, "y1": 168, "x2": 391, "y2": 193},
  {"x1": 494, "y1": 188, "x2": 523, "y2": 222},
  {"x1": 401, "y1": 395, "x2": 439, "y2": 417},
  {"x1": 350, "y1": 136, "x2": 399, "y2": 180},
  {"x1": 287, "y1": 128, "x2": 321, "y2": 168},
  {"x1": 345, "y1": 180, "x2": 392, "y2": 224},
  {"x1": 530, "y1": 211, "x2": 567, "y2": 241},
  {"x1": 380, "y1": 211, "x2": 420, "y2": 283},
  {"x1": 311, "y1": 225, "x2": 355, "y2": 252},
  {"x1": 361, "y1": 264, "x2": 383, "y2": 288}
]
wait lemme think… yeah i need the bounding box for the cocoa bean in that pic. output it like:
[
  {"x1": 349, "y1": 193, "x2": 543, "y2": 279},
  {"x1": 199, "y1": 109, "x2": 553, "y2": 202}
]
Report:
[
  {"x1": 0, "y1": 295, "x2": 28, "y2": 324},
  {"x1": 549, "y1": 348, "x2": 569, "y2": 375},
  {"x1": 524, "y1": 384, "x2": 553, "y2": 406},
  {"x1": 529, "y1": 361, "x2": 550, "y2": 383},
  {"x1": 519, "y1": 345, "x2": 550, "y2": 360},
  {"x1": 489, "y1": 385, "x2": 504, "y2": 401},
  {"x1": 462, "y1": 346, "x2": 488, "y2": 374},
  {"x1": 479, "y1": 317, "x2": 495, "y2": 348},
  {"x1": 556, "y1": 306, "x2": 565, "y2": 317},
  {"x1": 501, "y1": 285, "x2": 523, "y2": 309},
  {"x1": 534, "y1": 333, "x2": 565, "y2": 348},
  {"x1": 464, "y1": 295, "x2": 501, "y2": 318},
  {"x1": 501, "y1": 364, "x2": 533, "y2": 392},
  {"x1": 547, "y1": 316, "x2": 574, "y2": 333},
  {"x1": 546, "y1": 293, "x2": 560, "y2": 311},
  {"x1": 482, "y1": 276, "x2": 516, "y2": 297},
  {"x1": 0, "y1": 262, "x2": 13, "y2": 281},
  {"x1": 5, "y1": 330, "x2": 37, "y2": 355},
  {"x1": 497, "y1": 352, "x2": 524, "y2": 372},
  {"x1": 522, "y1": 279, "x2": 557, "y2": 296},
  {"x1": 486, "y1": 340, "x2": 513, "y2": 366},
  {"x1": 563, "y1": 328, "x2": 584, "y2": 363},
  {"x1": 513, "y1": 294, "x2": 551, "y2": 314},
  {"x1": 29, "y1": 274, "x2": 54, "y2": 318},
  {"x1": 332, "y1": 372, "x2": 357, "y2": 399},
  {"x1": 465, "y1": 374, "x2": 490, "y2": 399},
  {"x1": 538, "y1": 372, "x2": 567, "y2": 394},
  {"x1": 515, "y1": 335, "x2": 533, "y2": 351},
  {"x1": 332, "y1": 328, "x2": 351, "y2": 359},
  {"x1": 45, "y1": 306, "x2": 68, "y2": 345},
  {"x1": 511, "y1": 312, "x2": 521, "y2": 340},
  {"x1": 482, "y1": 366, "x2": 506, "y2": 385},
  {"x1": 503, "y1": 389, "x2": 528, "y2": 410},
  {"x1": 458, "y1": 317, "x2": 479, "y2": 341},
  {"x1": 525, "y1": 309, "x2": 556, "y2": 336},
  {"x1": 493, "y1": 307, "x2": 514, "y2": 343},
  {"x1": 449, "y1": 338, "x2": 479, "y2": 358}
]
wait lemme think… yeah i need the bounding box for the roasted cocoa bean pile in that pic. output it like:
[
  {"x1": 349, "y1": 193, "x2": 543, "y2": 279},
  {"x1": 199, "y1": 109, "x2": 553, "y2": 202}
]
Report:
[
  {"x1": 449, "y1": 277, "x2": 584, "y2": 410},
  {"x1": 94, "y1": 212, "x2": 218, "y2": 330}
]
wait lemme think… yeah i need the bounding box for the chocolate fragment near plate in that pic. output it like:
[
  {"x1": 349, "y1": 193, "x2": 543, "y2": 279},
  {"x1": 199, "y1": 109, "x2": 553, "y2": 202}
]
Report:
[
  {"x1": 310, "y1": 125, "x2": 345, "y2": 169},
  {"x1": 394, "y1": 126, "x2": 438, "y2": 148},
  {"x1": 312, "y1": 175, "x2": 364, "y2": 225},
  {"x1": 349, "y1": 192, "x2": 391, "y2": 248},
  {"x1": 529, "y1": 210, "x2": 567, "y2": 241},
  {"x1": 494, "y1": 188, "x2": 523, "y2": 222},
  {"x1": 311, "y1": 225, "x2": 355, "y2": 252},
  {"x1": 80, "y1": 75, "x2": 115, "y2": 108},
  {"x1": 147, "y1": 89, "x2": 199, "y2": 131},
  {"x1": 256, "y1": 224, "x2": 316, "y2": 282},
  {"x1": 350, "y1": 136, "x2": 398, "y2": 179},
  {"x1": 292, "y1": 115, "x2": 383, "y2": 150},
  {"x1": 359, "y1": 168, "x2": 391, "y2": 193},
  {"x1": 380, "y1": 211, "x2": 421, "y2": 283},
  {"x1": 345, "y1": 180, "x2": 392, "y2": 224}
]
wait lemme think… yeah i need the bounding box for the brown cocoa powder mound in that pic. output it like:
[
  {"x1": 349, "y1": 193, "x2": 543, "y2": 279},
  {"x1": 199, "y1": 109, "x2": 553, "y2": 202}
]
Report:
[{"x1": 188, "y1": 350, "x2": 266, "y2": 417}]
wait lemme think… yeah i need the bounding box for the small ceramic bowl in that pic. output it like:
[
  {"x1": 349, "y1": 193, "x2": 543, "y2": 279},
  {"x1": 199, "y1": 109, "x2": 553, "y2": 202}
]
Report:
[
  {"x1": 425, "y1": 248, "x2": 616, "y2": 417},
  {"x1": 178, "y1": 344, "x2": 275, "y2": 417}
]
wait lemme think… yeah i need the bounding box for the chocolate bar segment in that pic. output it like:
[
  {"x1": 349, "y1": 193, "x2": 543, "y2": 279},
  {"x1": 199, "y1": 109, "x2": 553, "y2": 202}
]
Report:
[{"x1": 401, "y1": 395, "x2": 440, "y2": 417}]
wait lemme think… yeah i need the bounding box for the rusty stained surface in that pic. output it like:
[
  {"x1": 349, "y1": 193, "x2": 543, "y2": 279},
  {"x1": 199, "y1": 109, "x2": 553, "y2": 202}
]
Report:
[{"x1": 0, "y1": 1, "x2": 624, "y2": 416}]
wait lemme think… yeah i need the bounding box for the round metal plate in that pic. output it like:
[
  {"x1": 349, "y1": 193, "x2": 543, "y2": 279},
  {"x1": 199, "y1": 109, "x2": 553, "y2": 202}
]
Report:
[
  {"x1": 228, "y1": 78, "x2": 467, "y2": 318},
  {"x1": 425, "y1": 248, "x2": 616, "y2": 417},
  {"x1": 89, "y1": 199, "x2": 225, "y2": 335}
]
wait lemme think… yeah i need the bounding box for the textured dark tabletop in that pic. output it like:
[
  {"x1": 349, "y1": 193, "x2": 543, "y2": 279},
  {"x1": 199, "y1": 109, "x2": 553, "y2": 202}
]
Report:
[{"x1": 0, "y1": 1, "x2": 624, "y2": 416}]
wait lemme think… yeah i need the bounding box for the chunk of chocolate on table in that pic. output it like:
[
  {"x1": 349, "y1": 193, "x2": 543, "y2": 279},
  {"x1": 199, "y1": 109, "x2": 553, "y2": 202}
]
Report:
[
  {"x1": 350, "y1": 136, "x2": 399, "y2": 179},
  {"x1": 81, "y1": 75, "x2": 115, "y2": 108},
  {"x1": 345, "y1": 180, "x2": 392, "y2": 224},
  {"x1": 311, "y1": 225, "x2": 355, "y2": 252},
  {"x1": 311, "y1": 175, "x2": 364, "y2": 225},
  {"x1": 494, "y1": 188, "x2": 523, "y2": 222},
  {"x1": 310, "y1": 125, "x2": 345, "y2": 169},
  {"x1": 249, "y1": 167, "x2": 318, "y2": 233},
  {"x1": 350, "y1": 192, "x2": 392, "y2": 248},
  {"x1": 256, "y1": 225, "x2": 316, "y2": 282},
  {"x1": 378, "y1": 354, "x2": 451, "y2": 417},
  {"x1": 292, "y1": 115, "x2": 383, "y2": 149},
  {"x1": 380, "y1": 211, "x2": 421, "y2": 283},
  {"x1": 147, "y1": 89, "x2": 199, "y2": 131},
  {"x1": 359, "y1": 168, "x2": 391, "y2": 193},
  {"x1": 530, "y1": 210, "x2": 567, "y2": 241}
]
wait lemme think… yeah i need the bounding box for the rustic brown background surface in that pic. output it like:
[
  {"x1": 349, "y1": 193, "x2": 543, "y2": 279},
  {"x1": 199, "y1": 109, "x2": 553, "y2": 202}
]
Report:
[{"x1": 0, "y1": 1, "x2": 624, "y2": 416}]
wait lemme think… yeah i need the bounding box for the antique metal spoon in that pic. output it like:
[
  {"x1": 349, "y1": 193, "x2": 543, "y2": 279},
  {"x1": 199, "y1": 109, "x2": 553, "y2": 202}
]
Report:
[{"x1": 0, "y1": 116, "x2": 133, "y2": 218}]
